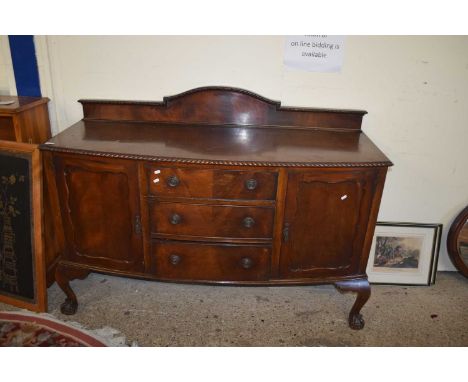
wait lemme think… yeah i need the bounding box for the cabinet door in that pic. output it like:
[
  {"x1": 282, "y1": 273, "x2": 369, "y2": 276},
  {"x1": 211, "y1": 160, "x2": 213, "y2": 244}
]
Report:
[
  {"x1": 279, "y1": 169, "x2": 376, "y2": 279},
  {"x1": 54, "y1": 156, "x2": 144, "y2": 272}
]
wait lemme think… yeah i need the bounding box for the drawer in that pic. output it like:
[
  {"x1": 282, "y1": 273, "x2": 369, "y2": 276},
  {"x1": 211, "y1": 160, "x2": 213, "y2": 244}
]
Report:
[
  {"x1": 150, "y1": 201, "x2": 275, "y2": 239},
  {"x1": 0, "y1": 117, "x2": 15, "y2": 141},
  {"x1": 147, "y1": 166, "x2": 277, "y2": 200},
  {"x1": 152, "y1": 241, "x2": 271, "y2": 281}
]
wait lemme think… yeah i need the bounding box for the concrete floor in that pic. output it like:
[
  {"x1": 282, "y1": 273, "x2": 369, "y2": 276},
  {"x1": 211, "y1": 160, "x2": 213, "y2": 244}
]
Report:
[{"x1": 1, "y1": 272, "x2": 467, "y2": 346}]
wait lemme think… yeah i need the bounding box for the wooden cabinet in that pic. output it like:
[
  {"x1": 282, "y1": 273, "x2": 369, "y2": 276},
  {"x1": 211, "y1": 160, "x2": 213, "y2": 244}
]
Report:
[
  {"x1": 53, "y1": 156, "x2": 144, "y2": 272},
  {"x1": 280, "y1": 169, "x2": 378, "y2": 279},
  {"x1": 41, "y1": 87, "x2": 392, "y2": 329},
  {"x1": 0, "y1": 96, "x2": 51, "y2": 143}
]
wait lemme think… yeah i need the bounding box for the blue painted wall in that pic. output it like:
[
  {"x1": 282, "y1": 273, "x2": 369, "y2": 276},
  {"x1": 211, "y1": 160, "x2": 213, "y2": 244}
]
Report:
[{"x1": 8, "y1": 36, "x2": 41, "y2": 97}]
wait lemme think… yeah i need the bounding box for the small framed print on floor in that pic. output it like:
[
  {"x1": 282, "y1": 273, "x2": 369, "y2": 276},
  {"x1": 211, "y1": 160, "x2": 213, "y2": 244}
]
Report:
[
  {"x1": 0, "y1": 140, "x2": 46, "y2": 311},
  {"x1": 366, "y1": 222, "x2": 443, "y2": 286}
]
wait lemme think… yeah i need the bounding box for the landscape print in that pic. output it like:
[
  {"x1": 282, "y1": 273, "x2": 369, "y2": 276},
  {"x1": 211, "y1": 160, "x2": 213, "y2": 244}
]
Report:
[{"x1": 372, "y1": 235, "x2": 423, "y2": 270}]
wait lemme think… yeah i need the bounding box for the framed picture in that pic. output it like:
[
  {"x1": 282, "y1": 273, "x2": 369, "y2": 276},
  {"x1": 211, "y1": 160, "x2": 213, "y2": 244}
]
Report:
[
  {"x1": 0, "y1": 140, "x2": 46, "y2": 311},
  {"x1": 366, "y1": 222, "x2": 443, "y2": 285}
]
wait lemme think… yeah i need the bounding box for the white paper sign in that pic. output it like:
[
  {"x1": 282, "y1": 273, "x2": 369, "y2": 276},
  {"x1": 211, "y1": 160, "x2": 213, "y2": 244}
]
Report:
[{"x1": 284, "y1": 35, "x2": 345, "y2": 72}]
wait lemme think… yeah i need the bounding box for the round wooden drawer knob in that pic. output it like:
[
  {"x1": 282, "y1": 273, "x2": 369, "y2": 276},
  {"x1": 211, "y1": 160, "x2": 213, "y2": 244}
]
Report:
[
  {"x1": 245, "y1": 178, "x2": 257, "y2": 190},
  {"x1": 240, "y1": 257, "x2": 254, "y2": 269},
  {"x1": 169, "y1": 254, "x2": 181, "y2": 265},
  {"x1": 243, "y1": 216, "x2": 255, "y2": 228},
  {"x1": 167, "y1": 175, "x2": 180, "y2": 187},
  {"x1": 170, "y1": 213, "x2": 182, "y2": 225}
]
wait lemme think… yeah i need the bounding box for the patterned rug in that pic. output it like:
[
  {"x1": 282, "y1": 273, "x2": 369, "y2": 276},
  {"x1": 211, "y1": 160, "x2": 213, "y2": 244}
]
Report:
[{"x1": 0, "y1": 311, "x2": 109, "y2": 346}]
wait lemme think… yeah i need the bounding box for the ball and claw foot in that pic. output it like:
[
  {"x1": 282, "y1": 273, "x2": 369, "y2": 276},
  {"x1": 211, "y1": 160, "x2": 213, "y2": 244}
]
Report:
[
  {"x1": 60, "y1": 298, "x2": 78, "y2": 315},
  {"x1": 334, "y1": 278, "x2": 370, "y2": 330},
  {"x1": 349, "y1": 313, "x2": 365, "y2": 330},
  {"x1": 55, "y1": 263, "x2": 89, "y2": 315}
]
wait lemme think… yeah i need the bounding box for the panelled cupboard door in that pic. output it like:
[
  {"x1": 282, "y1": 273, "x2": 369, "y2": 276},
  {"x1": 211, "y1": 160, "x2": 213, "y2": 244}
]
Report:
[
  {"x1": 54, "y1": 156, "x2": 144, "y2": 272},
  {"x1": 280, "y1": 169, "x2": 376, "y2": 279}
]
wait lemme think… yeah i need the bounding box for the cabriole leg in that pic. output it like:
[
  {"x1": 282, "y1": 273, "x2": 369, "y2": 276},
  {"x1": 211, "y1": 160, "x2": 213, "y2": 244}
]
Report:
[
  {"x1": 55, "y1": 263, "x2": 90, "y2": 315},
  {"x1": 334, "y1": 278, "x2": 371, "y2": 330}
]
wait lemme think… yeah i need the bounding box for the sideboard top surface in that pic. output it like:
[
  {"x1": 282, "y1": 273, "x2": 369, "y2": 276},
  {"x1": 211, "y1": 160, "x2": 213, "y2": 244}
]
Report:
[
  {"x1": 40, "y1": 87, "x2": 392, "y2": 167},
  {"x1": 41, "y1": 120, "x2": 392, "y2": 167}
]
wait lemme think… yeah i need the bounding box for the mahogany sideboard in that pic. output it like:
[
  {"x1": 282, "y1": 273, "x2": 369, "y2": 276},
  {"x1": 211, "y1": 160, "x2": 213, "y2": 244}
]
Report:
[{"x1": 40, "y1": 87, "x2": 392, "y2": 330}]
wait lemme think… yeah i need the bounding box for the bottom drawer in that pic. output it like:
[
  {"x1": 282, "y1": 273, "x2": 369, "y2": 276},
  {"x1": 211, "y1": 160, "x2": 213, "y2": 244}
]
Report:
[{"x1": 152, "y1": 241, "x2": 271, "y2": 281}]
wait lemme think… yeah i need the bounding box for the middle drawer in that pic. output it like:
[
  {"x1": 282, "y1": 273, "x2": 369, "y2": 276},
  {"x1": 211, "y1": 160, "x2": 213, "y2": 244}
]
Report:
[{"x1": 150, "y1": 201, "x2": 275, "y2": 240}]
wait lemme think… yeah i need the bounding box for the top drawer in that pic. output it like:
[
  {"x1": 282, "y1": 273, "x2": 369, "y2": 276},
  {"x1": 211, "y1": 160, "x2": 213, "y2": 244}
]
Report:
[
  {"x1": 147, "y1": 166, "x2": 277, "y2": 200},
  {"x1": 0, "y1": 117, "x2": 15, "y2": 141}
]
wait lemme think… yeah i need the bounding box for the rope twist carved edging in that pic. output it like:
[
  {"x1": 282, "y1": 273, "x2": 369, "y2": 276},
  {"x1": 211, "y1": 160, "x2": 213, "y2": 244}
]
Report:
[{"x1": 40, "y1": 145, "x2": 392, "y2": 168}]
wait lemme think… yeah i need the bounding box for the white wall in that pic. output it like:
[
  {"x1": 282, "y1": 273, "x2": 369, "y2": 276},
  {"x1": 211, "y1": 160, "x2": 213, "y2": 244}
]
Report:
[
  {"x1": 0, "y1": 36, "x2": 15, "y2": 95},
  {"x1": 36, "y1": 35, "x2": 468, "y2": 271}
]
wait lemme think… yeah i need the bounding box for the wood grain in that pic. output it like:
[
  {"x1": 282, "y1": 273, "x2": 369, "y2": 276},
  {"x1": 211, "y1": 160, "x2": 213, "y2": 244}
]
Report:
[{"x1": 0, "y1": 96, "x2": 51, "y2": 144}]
